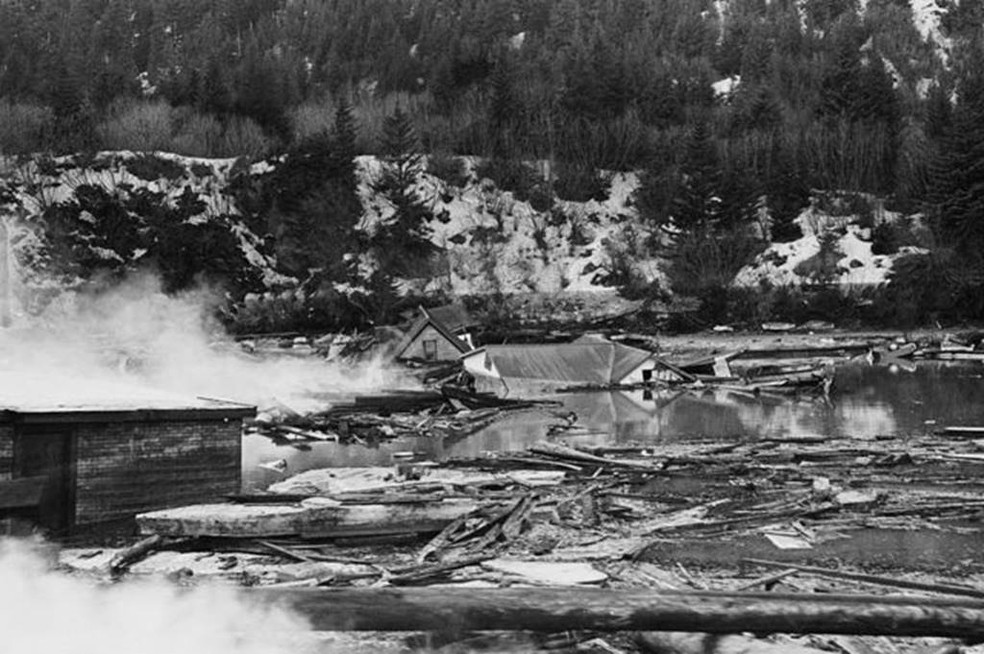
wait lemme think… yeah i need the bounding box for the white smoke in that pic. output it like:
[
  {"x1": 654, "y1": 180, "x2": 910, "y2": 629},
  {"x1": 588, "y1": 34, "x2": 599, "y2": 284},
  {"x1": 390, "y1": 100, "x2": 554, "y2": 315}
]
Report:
[
  {"x1": 0, "y1": 273, "x2": 417, "y2": 413},
  {"x1": 0, "y1": 538, "x2": 314, "y2": 654}
]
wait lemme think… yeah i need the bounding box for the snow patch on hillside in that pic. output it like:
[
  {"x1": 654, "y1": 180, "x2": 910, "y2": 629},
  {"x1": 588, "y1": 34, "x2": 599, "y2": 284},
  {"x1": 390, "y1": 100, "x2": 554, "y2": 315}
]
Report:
[
  {"x1": 356, "y1": 156, "x2": 664, "y2": 297},
  {"x1": 911, "y1": 0, "x2": 952, "y2": 63},
  {"x1": 735, "y1": 208, "x2": 927, "y2": 289},
  {"x1": 713, "y1": 76, "x2": 740, "y2": 98},
  {"x1": 1, "y1": 152, "x2": 291, "y2": 290}
]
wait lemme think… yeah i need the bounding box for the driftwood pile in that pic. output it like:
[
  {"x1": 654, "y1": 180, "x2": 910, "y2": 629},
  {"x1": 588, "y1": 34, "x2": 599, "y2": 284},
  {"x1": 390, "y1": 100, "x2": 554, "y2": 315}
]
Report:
[
  {"x1": 87, "y1": 423, "x2": 984, "y2": 653},
  {"x1": 248, "y1": 388, "x2": 547, "y2": 446}
]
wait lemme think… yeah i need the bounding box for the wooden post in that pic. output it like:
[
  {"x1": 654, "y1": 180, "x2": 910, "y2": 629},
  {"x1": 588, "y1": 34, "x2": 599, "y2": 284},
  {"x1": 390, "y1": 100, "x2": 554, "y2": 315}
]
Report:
[{"x1": 252, "y1": 587, "x2": 984, "y2": 637}]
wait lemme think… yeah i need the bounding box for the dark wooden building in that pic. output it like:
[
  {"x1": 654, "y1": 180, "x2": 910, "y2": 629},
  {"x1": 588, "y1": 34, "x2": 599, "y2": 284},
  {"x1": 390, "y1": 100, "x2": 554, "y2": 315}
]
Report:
[
  {"x1": 0, "y1": 374, "x2": 254, "y2": 535},
  {"x1": 392, "y1": 306, "x2": 474, "y2": 362}
]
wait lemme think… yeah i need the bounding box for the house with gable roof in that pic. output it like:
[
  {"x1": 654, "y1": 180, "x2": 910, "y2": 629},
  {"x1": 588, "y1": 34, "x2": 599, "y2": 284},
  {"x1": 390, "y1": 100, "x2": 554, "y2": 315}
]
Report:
[{"x1": 391, "y1": 305, "x2": 475, "y2": 362}]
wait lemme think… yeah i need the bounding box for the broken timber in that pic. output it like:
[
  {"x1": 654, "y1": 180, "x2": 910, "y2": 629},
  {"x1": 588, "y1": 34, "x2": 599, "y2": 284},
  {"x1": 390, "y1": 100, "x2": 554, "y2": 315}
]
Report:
[
  {"x1": 136, "y1": 498, "x2": 479, "y2": 538},
  {"x1": 109, "y1": 534, "x2": 163, "y2": 576},
  {"x1": 743, "y1": 558, "x2": 984, "y2": 599},
  {"x1": 252, "y1": 586, "x2": 984, "y2": 637}
]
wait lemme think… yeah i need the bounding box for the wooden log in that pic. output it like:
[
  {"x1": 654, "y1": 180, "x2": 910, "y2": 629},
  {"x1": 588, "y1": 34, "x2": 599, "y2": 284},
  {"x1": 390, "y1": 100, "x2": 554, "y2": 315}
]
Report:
[
  {"x1": 109, "y1": 534, "x2": 163, "y2": 575},
  {"x1": 530, "y1": 442, "x2": 658, "y2": 470},
  {"x1": 636, "y1": 632, "x2": 828, "y2": 654},
  {"x1": 251, "y1": 587, "x2": 984, "y2": 637},
  {"x1": 743, "y1": 559, "x2": 984, "y2": 599},
  {"x1": 257, "y1": 539, "x2": 314, "y2": 563},
  {"x1": 137, "y1": 498, "x2": 479, "y2": 538},
  {"x1": 937, "y1": 426, "x2": 984, "y2": 438}
]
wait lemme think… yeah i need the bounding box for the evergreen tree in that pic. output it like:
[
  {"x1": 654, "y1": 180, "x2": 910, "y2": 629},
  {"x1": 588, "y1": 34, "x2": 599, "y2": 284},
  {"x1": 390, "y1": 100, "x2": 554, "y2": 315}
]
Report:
[
  {"x1": 930, "y1": 47, "x2": 984, "y2": 258},
  {"x1": 673, "y1": 120, "x2": 723, "y2": 236},
  {"x1": 925, "y1": 82, "x2": 953, "y2": 139},
  {"x1": 331, "y1": 95, "x2": 359, "y2": 191},
  {"x1": 370, "y1": 107, "x2": 436, "y2": 291}
]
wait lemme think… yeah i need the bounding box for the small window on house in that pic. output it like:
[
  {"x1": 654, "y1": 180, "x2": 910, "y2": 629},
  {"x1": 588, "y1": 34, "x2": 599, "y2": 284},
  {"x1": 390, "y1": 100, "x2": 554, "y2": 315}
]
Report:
[
  {"x1": 642, "y1": 369, "x2": 653, "y2": 383},
  {"x1": 422, "y1": 339, "x2": 438, "y2": 361}
]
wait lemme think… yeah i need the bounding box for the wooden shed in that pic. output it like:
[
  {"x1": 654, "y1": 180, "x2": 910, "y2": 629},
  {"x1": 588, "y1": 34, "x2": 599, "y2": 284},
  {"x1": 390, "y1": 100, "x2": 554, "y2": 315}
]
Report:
[
  {"x1": 392, "y1": 306, "x2": 474, "y2": 362},
  {"x1": 0, "y1": 373, "x2": 254, "y2": 536}
]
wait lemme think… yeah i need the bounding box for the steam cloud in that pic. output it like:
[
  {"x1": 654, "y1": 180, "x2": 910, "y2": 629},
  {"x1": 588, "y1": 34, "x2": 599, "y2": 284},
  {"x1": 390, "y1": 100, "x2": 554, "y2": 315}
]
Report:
[
  {"x1": 0, "y1": 538, "x2": 313, "y2": 654},
  {"x1": 0, "y1": 273, "x2": 417, "y2": 413}
]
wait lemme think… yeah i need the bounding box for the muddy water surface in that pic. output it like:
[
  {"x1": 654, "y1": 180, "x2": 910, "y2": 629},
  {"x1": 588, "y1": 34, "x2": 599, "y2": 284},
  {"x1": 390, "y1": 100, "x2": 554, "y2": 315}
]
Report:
[{"x1": 243, "y1": 361, "x2": 984, "y2": 492}]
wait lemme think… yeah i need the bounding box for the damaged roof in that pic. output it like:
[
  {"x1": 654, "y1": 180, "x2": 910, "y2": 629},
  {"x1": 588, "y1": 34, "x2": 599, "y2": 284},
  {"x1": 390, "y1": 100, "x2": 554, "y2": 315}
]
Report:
[
  {"x1": 423, "y1": 303, "x2": 476, "y2": 332},
  {"x1": 466, "y1": 338, "x2": 657, "y2": 386}
]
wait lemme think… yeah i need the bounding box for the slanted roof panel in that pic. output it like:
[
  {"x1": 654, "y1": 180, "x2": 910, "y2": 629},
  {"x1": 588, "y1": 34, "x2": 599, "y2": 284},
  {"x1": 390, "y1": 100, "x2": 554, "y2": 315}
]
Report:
[
  {"x1": 425, "y1": 304, "x2": 475, "y2": 332},
  {"x1": 485, "y1": 344, "x2": 616, "y2": 385},
  {"x1": 610, "y1": 344, "x2": 655, "y2": 383}
]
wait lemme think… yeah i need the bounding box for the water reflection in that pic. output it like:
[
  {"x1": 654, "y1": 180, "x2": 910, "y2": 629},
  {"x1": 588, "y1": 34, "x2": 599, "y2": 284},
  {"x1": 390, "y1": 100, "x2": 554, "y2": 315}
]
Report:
[{"x1": 242, "y1": 361, "x2": 984, "y2": 491}]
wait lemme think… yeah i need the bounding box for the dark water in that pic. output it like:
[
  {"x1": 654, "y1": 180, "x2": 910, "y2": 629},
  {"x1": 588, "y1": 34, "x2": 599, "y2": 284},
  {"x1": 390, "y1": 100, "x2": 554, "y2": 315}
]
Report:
[{"x1": 243, "y1": 361, "x2": 984, "y2": 491}]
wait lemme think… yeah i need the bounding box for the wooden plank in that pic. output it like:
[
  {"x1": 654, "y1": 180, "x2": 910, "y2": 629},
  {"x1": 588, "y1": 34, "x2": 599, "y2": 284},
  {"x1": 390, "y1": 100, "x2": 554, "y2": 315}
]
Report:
[{"x1": 252, "y1": 587, "x2": 984, "y2": 636}]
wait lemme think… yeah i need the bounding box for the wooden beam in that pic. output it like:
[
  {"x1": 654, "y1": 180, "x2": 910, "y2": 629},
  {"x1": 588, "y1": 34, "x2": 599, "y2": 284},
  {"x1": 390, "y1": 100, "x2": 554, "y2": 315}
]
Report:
[
  {"x1": 251, "y1": 587, "x2": 984, "y2": 637},
  {"x1": 743, "y1": 558, "x2": 984, "y2": 599}
]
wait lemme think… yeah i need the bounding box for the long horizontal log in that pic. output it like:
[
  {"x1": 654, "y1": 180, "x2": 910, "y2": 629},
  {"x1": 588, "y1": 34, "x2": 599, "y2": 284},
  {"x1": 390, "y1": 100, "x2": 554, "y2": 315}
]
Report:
[
  {"x1": 636, "y1": 631, "x2": 828, "y2": 654},
  {"x1": 743, "y1": 558, "x2": 984, "y2": 599},
  {"x1": 252, "y1": 587, "x2": 984, "y2": 637}
]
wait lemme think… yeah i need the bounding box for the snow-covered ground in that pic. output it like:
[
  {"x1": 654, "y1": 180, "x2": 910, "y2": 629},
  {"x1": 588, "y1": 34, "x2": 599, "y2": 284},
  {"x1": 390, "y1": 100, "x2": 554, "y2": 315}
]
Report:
[
  {"x1": 735, "y1": 204, "x2": 927, "y2": 289},
  {"x1": 356, "y1": 156, "x2": 665, "y2": 297}
]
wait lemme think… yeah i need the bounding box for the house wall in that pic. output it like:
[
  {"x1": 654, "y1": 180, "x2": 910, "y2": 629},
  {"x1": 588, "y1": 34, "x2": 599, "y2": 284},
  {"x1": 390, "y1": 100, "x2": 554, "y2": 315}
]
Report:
[
  {"x1": 73, "y1": 418, "x2": 242, "y2": 525},
  {"x1": 0, "y1": 424, "x2": 13, "y2": 481},
  {"x1": 0, "y1": 417, "x2": 242, "y2": 527},
  {"x1": 401, "y1": 324, "x2": 465, "y2": 362}
]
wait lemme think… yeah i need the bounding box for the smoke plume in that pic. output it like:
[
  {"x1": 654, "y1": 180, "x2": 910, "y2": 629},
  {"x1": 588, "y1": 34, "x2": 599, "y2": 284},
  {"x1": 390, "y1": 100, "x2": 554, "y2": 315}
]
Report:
[
  {"x1": 0, "y1": 273, "x2": 417, "y2": 413},
  {"x1": 0, "y1": 538, "x2": 315, "y2": 654}
]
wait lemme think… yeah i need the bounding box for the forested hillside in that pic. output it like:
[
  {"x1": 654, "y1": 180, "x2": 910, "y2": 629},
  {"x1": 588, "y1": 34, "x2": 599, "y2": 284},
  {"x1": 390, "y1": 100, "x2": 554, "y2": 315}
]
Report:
[{"x1": 2, "y1": 0, "x2": 984, "y2": 330}]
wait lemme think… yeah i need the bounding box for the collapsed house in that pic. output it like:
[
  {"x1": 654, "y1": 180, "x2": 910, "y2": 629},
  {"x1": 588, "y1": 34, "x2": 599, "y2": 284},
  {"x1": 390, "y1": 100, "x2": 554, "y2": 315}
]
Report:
[
  {"x1": 460, "y1": 335, "x2": 667, "y2": 394},
  {"x1": 0, "y1": 373, "x2": 254, "y2": 536}
]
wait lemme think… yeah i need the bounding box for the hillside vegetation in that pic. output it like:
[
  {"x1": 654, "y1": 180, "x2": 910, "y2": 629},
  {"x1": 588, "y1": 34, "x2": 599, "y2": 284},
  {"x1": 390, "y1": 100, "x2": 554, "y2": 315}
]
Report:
[{"x1": 2, "y1": 0, "x2": 984, "y2": 331}]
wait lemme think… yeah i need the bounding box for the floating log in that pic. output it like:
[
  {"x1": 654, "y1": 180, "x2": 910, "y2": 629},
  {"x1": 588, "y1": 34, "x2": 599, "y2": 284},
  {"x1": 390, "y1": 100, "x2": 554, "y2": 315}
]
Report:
[
  {"x1": 137, "y1": 498, "x2": 479, "y2": 539},
  {"x1": 252, "y1": 587, "x2": 984, "y2": 636}
]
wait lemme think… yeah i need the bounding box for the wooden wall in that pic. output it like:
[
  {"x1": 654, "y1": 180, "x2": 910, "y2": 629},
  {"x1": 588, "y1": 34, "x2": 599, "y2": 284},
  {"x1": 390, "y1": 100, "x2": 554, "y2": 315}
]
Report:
[{"x1": 0, "y1": 416, "x2": 242, "y2": 528}]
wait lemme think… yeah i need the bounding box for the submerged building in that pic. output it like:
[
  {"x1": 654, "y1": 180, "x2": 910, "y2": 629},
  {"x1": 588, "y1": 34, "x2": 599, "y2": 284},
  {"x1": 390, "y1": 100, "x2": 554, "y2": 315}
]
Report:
[
  {"x1": 460, "y1": 335, "x2": 664, "y2": 395},
  {"x1": 0, "y1": 373, "x2": 254, "y2": 535}
]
